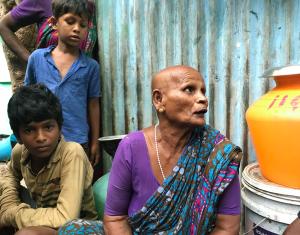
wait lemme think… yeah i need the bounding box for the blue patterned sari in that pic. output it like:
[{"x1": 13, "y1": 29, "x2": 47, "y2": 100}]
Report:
[
  {"x1": 58, "y1": 125, "x2": 241, "y2": 235},
  {"x1": 128, "y1": 125, "x2": 242, "y2": 234}
]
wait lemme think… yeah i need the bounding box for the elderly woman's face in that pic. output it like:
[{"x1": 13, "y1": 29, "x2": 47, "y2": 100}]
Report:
[{"x1": 162, "y1": 69, "x2": 208, "y2": 127}]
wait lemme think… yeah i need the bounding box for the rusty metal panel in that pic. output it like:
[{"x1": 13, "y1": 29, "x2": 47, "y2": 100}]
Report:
[{"x1": 96, "y1": 0, "x2": 300, "y2": 169}]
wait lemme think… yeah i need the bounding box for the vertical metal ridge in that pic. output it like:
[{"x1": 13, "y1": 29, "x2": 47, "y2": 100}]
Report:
[{"x1": 96, "y1": 0, "x2": 300, "y2": 170}]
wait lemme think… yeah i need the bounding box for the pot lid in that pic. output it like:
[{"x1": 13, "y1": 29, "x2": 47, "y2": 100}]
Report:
[{"x1": 262, "y1": 65, "x2": 300, "y2": 77}]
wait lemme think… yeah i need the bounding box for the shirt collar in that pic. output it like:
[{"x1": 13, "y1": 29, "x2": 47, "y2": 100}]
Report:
[{"x1": 43, "y1": 45, "x2": 88, "y2": 68}]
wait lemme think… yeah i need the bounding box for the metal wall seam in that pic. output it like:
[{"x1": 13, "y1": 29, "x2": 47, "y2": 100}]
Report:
[{"x1": 95, "y1": 0, "x2": 300, "y2": 170}]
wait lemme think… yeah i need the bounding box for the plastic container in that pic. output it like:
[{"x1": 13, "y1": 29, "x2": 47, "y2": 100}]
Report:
[
  {"x1": 246, "y1": 65, "x2": 300, "y2": 188},
  {"x1": 93, "y1": 172, "x2": 110, "y2": 219},
  {"x1": 0, "y1": 135, "x2": 12, "y2": 161},
  {"x1": 242, "y1": 163, "x2": 300, "y2": 234}
]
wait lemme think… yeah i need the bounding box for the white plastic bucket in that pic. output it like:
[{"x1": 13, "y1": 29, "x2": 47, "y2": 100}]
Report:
[{"x1": 242, "y1": 162, "x2": 300, "y2": 235}]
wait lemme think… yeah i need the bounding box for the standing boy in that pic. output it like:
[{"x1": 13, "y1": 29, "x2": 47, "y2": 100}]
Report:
[
  {"x1": 0, "y1": 84, "x2": 97, "y2": 234},
  {"x1": 24, "y1": 0, "x2": 101, "y2": 167}
]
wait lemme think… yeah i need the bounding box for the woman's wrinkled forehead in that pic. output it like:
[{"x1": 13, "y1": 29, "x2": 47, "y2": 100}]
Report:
[
  {"x1": 152, "y1": 66, "x2": 204, "y2": 90},
  {"x1": 170, "y1": 69, "x2": 203, "y2": 83}
]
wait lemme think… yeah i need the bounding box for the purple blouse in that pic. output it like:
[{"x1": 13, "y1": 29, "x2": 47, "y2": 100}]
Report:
[
  {"x1": 105, "y1": 131, "x2": 241, "y2": 216},
  {"x1": 10, "y1": 0, "x2": 52, "y2": 29}
]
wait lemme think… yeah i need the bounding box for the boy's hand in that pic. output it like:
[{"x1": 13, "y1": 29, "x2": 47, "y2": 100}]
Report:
[{"x1": 90, "y1": 142, "x2": 100, "y2": 167}]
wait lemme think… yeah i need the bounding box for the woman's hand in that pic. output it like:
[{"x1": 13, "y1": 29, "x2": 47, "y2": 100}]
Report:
[
  {"x1": 104, "y1": 214, "x2": 132, "y2": 235},
  {"x1": 209, "y1": 214, "x2": 240, "y2": 235}
]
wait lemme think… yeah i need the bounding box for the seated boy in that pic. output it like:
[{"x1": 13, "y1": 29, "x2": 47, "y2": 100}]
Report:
[{"x1": 0, "y1": 84, "x2": 97, "y2": 235}]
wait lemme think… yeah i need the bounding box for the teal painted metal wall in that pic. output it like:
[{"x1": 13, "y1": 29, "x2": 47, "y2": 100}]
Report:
[{"x1": 95, "y1": 0, "x2": 300, "y2": 170}]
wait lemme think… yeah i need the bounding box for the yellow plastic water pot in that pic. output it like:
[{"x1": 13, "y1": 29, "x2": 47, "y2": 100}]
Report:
[{"x1": 246, "y1": 65, "x2": 300, "y2": 189}]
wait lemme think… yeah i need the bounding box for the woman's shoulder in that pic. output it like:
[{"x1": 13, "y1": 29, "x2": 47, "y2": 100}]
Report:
[
  {"x1": 114, "y1": 130, "x2": 147, "y2": 160},
  {"x1": 201, "y1": 124, "x2": 219, "y2": 134},
  {"x1": 195, "y1": 124, "x2": 231, "y2": 146},
  {"x1": 10, "y1": 0, "x2": 52, "y2": 24},
  {"x1": 194, "y1": 124, "x2": 222, "y2": 139},
  {"x1": 118, "y1": 130, "x2": 145, "y2": 147}
]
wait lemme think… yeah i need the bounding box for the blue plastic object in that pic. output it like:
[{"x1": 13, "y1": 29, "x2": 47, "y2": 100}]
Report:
[
  {"x1": 10, "y1": 134, "x2": 17, "y2": 143},
  {"x1": 0, "y1": 134, "x2": 16, "y2": 161}
]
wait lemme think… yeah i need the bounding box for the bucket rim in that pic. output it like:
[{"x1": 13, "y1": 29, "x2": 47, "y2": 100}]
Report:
[
  {"x1": 242, "y1": 162, "x2": 300, "y2": 198},
  {"x1": 241, "y1": 189, "x2": 300, "y2": 224},
  {"x1": 242, "y1": 177, "x2": 300, "y2": 205}
]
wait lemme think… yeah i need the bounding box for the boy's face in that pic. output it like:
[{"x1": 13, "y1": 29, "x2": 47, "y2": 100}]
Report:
[
  {"x1": 18, "y1": 119, "x2": 61, "y2": 159},
  {"x1": 55, "y1": 13, "x2": 88, "y2": 48}
]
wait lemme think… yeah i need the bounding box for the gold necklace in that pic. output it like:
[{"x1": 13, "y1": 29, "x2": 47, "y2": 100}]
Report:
[{"x1": 154, "y1": 123, "x2": 166, "y2": 180}]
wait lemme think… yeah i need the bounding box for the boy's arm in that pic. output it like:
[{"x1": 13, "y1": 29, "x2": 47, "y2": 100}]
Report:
[
  {"x1": 0, "y1": 145, "x2": 30, "y2": 228},
  {"x1": 24, "y1": 53, "x2": 36, "y2": 85},
  {"x1": 88, "y1": 97, "x2": 100, "y2": 166},
  {"x1": 14, "y1": 145, "x2": 93, "y2": 229}
]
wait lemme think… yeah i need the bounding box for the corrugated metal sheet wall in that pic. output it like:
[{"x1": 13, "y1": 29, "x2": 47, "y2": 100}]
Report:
[{"x1": 96, "y1": 0, "x2": 300, "y2": 170}]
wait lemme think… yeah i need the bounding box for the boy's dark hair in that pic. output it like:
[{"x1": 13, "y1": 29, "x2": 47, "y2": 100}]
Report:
[
  {"x1": 7, "y1": 84, "x2": 63, "y2": 139},
  {"x1": 52, "y1": 0, "x2": 90, "y2": 20}
]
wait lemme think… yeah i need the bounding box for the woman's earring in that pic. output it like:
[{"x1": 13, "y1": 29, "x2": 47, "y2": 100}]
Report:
[{"x1": 158, "y1": 107, "x2": 165, "y2": 113}]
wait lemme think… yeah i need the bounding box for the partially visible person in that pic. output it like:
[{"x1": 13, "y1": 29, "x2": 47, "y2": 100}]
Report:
[
  {"x1": 24, "y1": 0, "x2": 101, "y2": 167},
  {"x1": 0, "y1": 0, "x2": 52, "y2": 63},
  {"x1": 0, "y1": 0, "x2": 36, "y2": 93},
  {"x1": 0, "y1": 0, "x2": 97, "y2": 62},
  {"x1": 283, "y1": 212, "x2": 300, "y2": 235},
  {"x1": 103, "y1": 65, "x2": 243, "y2": 234},
  {"x1": 0, "y1": 84, "x2": 97, "y2": 235},
  {"x1": 0, "y1": 0, "x2": 97, "y2": 91}
]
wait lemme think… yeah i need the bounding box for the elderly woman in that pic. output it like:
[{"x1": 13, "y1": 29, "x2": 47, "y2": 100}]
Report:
[{"x1": 104, "y1": 65, "x2": 242, "y2": 234}]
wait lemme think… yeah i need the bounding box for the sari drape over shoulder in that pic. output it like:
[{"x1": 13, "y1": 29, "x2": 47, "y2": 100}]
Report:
[{"x1": 128, "y1": 125, "x2": 242, "y2": 235}]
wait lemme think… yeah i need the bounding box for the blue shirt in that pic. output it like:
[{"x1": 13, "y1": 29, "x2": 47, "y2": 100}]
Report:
[{"x1": 24, "y1": 46, "x2": 100, "y2": 144}]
